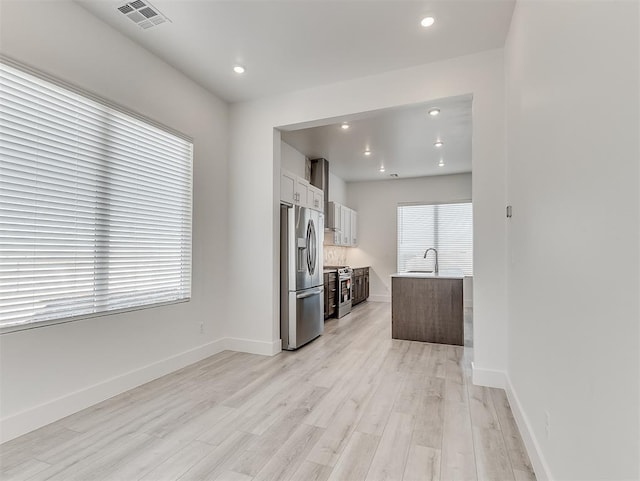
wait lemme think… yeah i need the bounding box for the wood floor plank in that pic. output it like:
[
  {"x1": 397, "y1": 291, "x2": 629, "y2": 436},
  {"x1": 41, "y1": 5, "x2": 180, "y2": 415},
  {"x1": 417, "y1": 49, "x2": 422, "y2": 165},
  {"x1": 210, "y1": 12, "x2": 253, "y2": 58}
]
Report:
[
  {"x1": 403, "y1": 444, "x2": 441, "y2": 481},
  {"x1": 326, "y1": 431, "x2": 380, "y2": 481},
  {"x1": 472, "y1": 426, "x2": 515, "y2": 481},
  {"x1": 27, "y1": 428, "x2": 151, "y2": 481},
  {"x1": 412, "y1": 376, "x2": 445, "y2": 449},
  {"x1": 178, "y1": 431, "x2": 255, "y2": 481},
  {"x1": 244, "y1": 386, "x2": 329, "y2": 458},
  {"x1": 303, "y1": 350, "x2": 375, "y2": 429},
  {"x1": 306, "y1": 373, "x2": 379, "y2": 467},
  {"x1": 514, "y1": 468, "x2": 538, "y2": 481},
  {"x1": 356, "y1": 372, "x2": 405, "y2": 436},
  {"x1": 490, "y1": 389, "x2": 536, "y2": 476},
  {"x1": 49, "y1": 432, "x2": 152, "y2": 481},
  {"x1": 440, "y1": 400, "x2": 477, "y2": 481},
  {"x1": 251, "y1": 423, "x2": 324, "y2": 481},
  {"x1": 96, "y1": 405, "x2": 234, "y2": 481},
  {"x1": 425, "y1": 344, "x2": 447, "y2": 378},
  {"x1": 364, "y1": 412, "x2": 414, "y2": 481},
  {"x1": 393, "y1": 371, "x2": 428, "y2": 415},
  {"x1": 444, "y1": 378, "x2": 468, "y2": 405},
  {"x1": 445, "y1": 345, "x2": 465, "y2": 383},
  {"x1": 289, "y1": 461, "x2": 333, "y2": 481},
  {"x1": 0, "y1": 302, "x2": 535, "y2": 481},
  {"x1": 0, "y1": 427, "x2": 78, "y2": 473},
  {"x1": 468, "y1": 385, "x2": 500, "y2": 431},
  {"x1": 139, "y1": 440, "x2": 216, "y2": 481},
  {"x1": 213, "y1": 471, "x2": 254, "y2": 481},
  {"x1": 1, "y1": 458, "x2": 51, "y2": 481}
]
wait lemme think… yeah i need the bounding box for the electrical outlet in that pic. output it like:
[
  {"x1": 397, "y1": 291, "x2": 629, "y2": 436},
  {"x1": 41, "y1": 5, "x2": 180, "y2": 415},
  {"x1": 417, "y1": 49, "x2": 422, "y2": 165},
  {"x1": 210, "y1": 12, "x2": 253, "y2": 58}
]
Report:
[
  {"x1": 545, "y1": 411, "x2": 551, "y2": 439},
  {"x1": 199, "y1": 322, "x2": 204, "y2": 334}
]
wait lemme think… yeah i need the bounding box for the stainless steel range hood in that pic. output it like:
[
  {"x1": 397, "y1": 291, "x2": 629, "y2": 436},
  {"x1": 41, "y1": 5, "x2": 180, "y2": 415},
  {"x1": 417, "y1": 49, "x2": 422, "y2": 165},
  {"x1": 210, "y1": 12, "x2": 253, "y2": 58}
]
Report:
[{"x1": 310, "y1": 158, "x2": 329, "y2": 216}]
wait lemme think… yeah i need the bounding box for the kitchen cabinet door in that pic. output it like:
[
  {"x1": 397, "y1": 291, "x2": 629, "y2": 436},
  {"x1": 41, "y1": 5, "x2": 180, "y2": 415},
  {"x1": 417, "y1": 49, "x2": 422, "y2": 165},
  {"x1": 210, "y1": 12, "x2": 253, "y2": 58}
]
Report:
[
  {"x1": 352, "y1": 272, "x2": 360, "y2": 305},
  {"x1": 309, "y1": 185, "x2": 323, "y2": 212},
  {"x1": 280, "y1": 169, "x2": 296, "y2": 205},
  {"x1": 364, "y1": 269, "x2": 369, "y2": 300},
  {"x1": 325, "y1": 271, "x2": 337, "y2": 319},
  {"x1": 327, "y1": 201, "x2": 341, "y2": 231},
  {"x1": 350, "y1": 210, "x2": 358, "y2": 246},
  {"x1": 323, "y1": 273, "x2": 329, "y2": 319},
  {"x1": 341, "y1": 207, "x2": 351, "y2": 245},
  {"x1": 295, "y1": 177, "x2": 311, "y2": 208}
]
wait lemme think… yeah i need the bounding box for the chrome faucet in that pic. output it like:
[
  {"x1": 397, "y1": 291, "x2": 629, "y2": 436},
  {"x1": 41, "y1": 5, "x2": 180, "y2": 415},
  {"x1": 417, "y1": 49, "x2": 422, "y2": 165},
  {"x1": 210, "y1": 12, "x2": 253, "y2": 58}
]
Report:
[{"x1": 423, "y1": 248, "x2": 439, "y2": 273}]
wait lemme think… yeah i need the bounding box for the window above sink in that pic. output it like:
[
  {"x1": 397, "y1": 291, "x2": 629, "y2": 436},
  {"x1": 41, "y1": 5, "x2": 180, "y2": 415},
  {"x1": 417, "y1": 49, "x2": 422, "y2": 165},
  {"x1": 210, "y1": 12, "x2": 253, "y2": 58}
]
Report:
[{"x1": 397, "y1": 202, "x2": 473, "y2": 276}]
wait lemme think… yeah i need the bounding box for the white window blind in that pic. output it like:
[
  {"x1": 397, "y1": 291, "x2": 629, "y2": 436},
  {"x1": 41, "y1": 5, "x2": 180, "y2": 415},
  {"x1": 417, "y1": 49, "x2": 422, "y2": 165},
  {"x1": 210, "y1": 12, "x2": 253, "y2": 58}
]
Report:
[
  {"x1": 397, "y1": 202, "x2": 473, "y2": 275},
  {"x1": 0, "y1": 61, "x2": 193, "y2": 330}
]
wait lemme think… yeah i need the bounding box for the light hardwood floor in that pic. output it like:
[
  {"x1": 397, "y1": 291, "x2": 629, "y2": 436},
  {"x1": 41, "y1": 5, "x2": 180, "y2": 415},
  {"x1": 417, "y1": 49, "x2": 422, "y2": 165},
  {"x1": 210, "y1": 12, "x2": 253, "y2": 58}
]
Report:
[{"x1": 0, "y1": 302, "x2": 536, "y2": 481}]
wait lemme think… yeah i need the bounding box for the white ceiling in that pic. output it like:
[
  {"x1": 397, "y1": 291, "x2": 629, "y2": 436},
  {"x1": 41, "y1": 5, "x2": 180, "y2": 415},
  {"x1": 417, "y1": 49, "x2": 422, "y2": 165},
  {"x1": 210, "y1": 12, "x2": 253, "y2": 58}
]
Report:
[
  {"x1": 281, "y1": 95, "x2": 472, "y2": 182},
  {"x1": 77, "y1": 0, "x2": 515, "y2": 103}
]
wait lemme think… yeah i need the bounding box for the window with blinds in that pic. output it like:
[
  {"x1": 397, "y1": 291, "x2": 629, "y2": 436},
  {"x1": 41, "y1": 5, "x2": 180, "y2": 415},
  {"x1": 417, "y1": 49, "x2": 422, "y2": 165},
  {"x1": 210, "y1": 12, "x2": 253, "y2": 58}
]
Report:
[
  {"x1": 397, "y1": 202, "x2": 473, "y2": 275},
  {"x1": 0, "y1": 61, "x2": 193, "y2": 331}
]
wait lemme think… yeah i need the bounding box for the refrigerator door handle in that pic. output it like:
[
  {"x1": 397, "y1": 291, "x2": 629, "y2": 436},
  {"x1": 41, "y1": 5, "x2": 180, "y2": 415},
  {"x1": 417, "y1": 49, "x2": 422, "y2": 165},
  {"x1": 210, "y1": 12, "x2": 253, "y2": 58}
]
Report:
[
  {"x1": 306, "y1": 219, "x2": 317, "y2": 275},
  {"x1": 296, "y1": 287, "x2": 324, "y2": 299}
]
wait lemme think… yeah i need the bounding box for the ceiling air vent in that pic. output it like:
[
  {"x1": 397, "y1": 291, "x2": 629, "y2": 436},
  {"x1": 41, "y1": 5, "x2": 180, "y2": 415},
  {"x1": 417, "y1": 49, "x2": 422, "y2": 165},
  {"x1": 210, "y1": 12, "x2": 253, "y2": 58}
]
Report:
[{"x1": 117, "y1": 1, "x2": 170, "y2": 30}]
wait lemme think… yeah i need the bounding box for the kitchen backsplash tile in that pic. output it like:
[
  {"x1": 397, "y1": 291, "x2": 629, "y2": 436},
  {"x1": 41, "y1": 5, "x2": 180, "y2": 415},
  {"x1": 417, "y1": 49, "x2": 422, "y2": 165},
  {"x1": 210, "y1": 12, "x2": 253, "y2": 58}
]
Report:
[{"x1": 324, "y1": 245, "x2": 348, "y2": 266}]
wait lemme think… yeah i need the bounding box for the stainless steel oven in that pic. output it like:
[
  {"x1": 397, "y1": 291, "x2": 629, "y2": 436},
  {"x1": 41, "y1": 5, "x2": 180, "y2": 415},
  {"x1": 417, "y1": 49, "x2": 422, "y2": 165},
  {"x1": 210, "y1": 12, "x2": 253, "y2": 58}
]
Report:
[{"x1": 337, "y1": 267, "x2": 352, "y2": 318}]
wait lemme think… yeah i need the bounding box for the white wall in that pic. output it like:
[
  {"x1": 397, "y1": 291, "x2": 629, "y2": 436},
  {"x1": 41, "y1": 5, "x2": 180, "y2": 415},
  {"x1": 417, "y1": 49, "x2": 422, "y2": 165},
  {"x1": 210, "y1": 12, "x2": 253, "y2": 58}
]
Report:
[
  {"x1": 346, "y1": 174, "x2": 472, "y2": 302},
  {"x1": 329, "y1": 172, "x2": 347, "y2": 205},
  {"x1": 280, "y1": 141, "x2": 306, "y2": 178},
  {"x1": 229, "y1": 49, "x2": 508, "y2": 378},
  {"x1": 504, "y1": 1, "x2": 639, "y2": 479},
  {"x1": 0, "y1": 0, "x2": 229, "y2": 442}
]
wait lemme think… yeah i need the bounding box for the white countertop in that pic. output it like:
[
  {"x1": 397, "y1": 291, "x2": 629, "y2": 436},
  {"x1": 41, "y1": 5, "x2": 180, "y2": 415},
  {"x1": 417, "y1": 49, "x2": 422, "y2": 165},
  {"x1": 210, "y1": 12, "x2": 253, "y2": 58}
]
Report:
[{"x1": 392, "y1": 270, "x2": 465, "y2": 280}]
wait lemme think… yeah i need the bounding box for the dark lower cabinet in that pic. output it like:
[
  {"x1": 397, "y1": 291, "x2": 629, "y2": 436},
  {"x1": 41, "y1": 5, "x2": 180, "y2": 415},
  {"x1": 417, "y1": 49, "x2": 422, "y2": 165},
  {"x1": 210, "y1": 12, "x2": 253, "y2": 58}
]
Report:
[
  {"x1": 352, "y1": 267, "x2": 370, "y2": 306},
  {"x1": 323, "y1": 272, "x2": 337, "y2": 319}
]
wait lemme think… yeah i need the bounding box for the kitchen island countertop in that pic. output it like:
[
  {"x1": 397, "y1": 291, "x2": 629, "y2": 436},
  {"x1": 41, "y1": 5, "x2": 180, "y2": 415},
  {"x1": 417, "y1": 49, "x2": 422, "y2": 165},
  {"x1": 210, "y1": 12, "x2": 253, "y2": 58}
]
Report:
[{"x1": 391, "y1": 269, "x2": 464, "y2": 280}]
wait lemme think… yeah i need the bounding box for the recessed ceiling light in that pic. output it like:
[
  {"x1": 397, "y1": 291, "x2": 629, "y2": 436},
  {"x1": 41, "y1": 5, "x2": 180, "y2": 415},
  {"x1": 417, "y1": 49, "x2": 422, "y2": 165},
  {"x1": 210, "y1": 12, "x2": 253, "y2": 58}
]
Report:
[
  {"x1": 428, "y1": 108, "x2": 440, "y2": 116},
  {"x1": 233, "y1": 65, "x2": 245, "y2": 74},
  {"x1": 434, "y1": 140, "x2": 444, "y2": 147},
  {"x1": 438, "y1": 160, "x2": 445, "y2": 167},
  {"x1": 341, "y1": 123, "x2": 350, "y2": 130},
  {"x1": 364, "y1": 150, "x2": 371, "y2": 156},
  {"x1": 421, "y1": 16, "x2": 435, "y2": 28},
  {"x1": 379, "y1": 166, "x2": 385, "y2": 173}
]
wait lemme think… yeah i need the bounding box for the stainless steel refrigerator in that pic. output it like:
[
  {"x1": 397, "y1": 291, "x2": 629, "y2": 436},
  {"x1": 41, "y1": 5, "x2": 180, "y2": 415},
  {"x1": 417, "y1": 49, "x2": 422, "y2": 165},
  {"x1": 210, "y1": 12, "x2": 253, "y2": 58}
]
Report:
[{"x1": 280, "y1": 204, "x2": 324, "y2": 350}]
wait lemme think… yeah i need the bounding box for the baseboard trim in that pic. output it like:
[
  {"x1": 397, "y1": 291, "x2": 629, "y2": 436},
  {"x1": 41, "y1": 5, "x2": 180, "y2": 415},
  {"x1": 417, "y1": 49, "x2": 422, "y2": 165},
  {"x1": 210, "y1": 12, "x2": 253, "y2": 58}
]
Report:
[
  {"x1": 367, "y1": 295, "x2": 390, "y2": 303},
  {"x1": 0, "y1": 338, "x2": 227, "y2": 444},
  {"x1": 505, "y1": 376, "x2": 553, "y2": 481},
  {"x1": 471, "y1": 362, "x2": 507, "y2": 388},
  {"x1": 223, "y1": 337, "x2": 282, "y2": 356}
]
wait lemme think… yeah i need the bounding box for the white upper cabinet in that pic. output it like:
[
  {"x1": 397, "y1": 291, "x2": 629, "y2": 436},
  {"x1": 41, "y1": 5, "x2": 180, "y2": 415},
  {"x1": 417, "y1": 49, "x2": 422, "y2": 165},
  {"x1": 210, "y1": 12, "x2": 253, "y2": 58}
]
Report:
[
  {"x1": 295, "y1": 177, "x2": 311, "y2": 207},
  {"x1": 326, "y1": 201, "x2": 357, "y2": 247},
  {"x1": 280, "y1": 169, "x2": 296, "y2": 205},
  {"x1": 280, "y1": 169, "x2": 323, "y2": 212},
  {"x1": 341, "y1": 206, "x2": 351, "y2": 245},
  {"x1": 351, "y1": 210, "x2": 358, "y2": 246},
  {"x1": 311, "y1": 186, "x2": 323, "y2": 211},
  {"x1": 327, "y1": 201, "x2": 341, "y2": 231}
]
